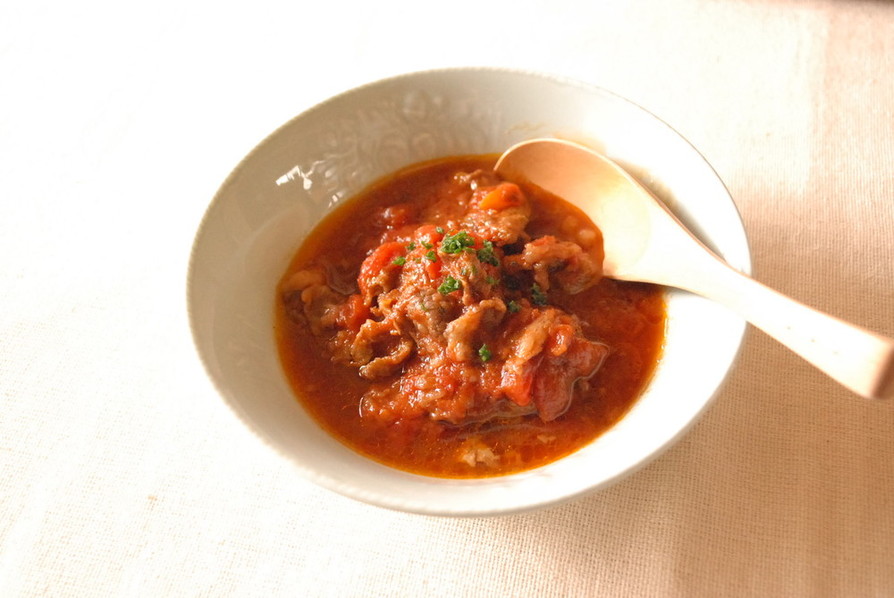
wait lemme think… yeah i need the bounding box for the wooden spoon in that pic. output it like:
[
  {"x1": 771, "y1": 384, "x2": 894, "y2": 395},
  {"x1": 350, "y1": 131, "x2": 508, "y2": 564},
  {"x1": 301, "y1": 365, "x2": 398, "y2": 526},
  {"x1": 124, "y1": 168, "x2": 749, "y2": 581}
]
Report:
[{"x1": 495, "y1": 138, "x2": 894, "y2": 400}]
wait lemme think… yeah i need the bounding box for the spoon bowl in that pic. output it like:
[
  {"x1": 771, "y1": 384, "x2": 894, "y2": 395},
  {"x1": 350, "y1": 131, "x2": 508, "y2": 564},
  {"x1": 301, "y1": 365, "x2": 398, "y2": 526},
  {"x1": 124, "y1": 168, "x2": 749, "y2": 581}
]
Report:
[{"x1": 496, "y1": 138, "x2": 894, "y2": 400}]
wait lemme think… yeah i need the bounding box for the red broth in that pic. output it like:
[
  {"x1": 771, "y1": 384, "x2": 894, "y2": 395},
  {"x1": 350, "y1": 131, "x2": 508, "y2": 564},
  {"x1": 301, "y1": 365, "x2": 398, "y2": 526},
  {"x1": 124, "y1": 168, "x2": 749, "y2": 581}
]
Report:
[{"x1": 275, "y1": 155, "x2": 665, "y2": 477}]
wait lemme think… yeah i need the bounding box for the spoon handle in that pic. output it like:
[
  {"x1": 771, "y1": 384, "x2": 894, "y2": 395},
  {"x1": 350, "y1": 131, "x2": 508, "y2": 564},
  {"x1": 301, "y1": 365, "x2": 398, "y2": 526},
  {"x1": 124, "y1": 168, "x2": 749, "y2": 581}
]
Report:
[
  {"x1": 495, "y1": 137, "x2": 893, "y2": 399},
  {"x1": 678, "y1": 255, "x2": 894, "y2": 400}
]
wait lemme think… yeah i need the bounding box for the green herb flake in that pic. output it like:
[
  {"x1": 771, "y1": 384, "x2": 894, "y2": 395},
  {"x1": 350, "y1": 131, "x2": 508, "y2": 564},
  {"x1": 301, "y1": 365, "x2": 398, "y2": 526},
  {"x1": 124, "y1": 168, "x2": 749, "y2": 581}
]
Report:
[
  {"x1": 436, "y1": 226, "x2": 445, "y2": 234},
  {"x1": 531, "y1": 283, "x2": 548, "y2": 306},
  {"x1": 437, "y1": 276, "x2": 462, "y2": 295},
  {"x1": 478, "y1": 344, "x2": 492, "y2": 362},
  {"x1": 422, "y1": 241, "x2": 434, "y2": 249},
  {"x1": 440, "y1": 231, "x2": 477, "y2": 254},
  {"x1": 485, "y1": 275, "x2": 498, "y2": 286},
  {"x1": 507, "y1": 300, "x2": 520, "y2": 313},
  {"x1": 424, "y1": 250, "x2": 437, "y2": 262},
  {"x1": 477, "y1": 240, "x2": 499, "y2": 266},
  {"x1": 406, "y1": 242, "x2": 416, "y2": 251},
  {"x1": 392, "y1": 256, "x2": 406, "y2": 266}
]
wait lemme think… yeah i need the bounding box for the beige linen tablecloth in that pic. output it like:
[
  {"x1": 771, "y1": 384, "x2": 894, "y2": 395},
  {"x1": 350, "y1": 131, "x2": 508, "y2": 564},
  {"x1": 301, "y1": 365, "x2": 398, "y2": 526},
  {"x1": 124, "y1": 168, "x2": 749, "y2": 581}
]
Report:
[{"x1": 1, "y1": 0, "x2": 892, "y2": 596}]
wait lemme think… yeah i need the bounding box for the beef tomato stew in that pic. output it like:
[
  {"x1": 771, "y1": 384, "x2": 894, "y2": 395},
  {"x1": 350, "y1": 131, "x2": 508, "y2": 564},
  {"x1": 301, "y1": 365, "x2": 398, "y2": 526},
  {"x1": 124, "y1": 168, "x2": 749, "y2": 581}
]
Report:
[{"x1": 276, "y1": 155, "x2": 665, "y2": 477}]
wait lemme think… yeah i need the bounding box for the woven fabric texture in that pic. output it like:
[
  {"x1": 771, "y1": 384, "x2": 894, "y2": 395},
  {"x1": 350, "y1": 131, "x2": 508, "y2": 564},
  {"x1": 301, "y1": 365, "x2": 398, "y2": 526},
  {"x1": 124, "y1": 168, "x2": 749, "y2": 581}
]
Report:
[{"x1": 1, "y1": 0, "x2": 892, "y2": 596}]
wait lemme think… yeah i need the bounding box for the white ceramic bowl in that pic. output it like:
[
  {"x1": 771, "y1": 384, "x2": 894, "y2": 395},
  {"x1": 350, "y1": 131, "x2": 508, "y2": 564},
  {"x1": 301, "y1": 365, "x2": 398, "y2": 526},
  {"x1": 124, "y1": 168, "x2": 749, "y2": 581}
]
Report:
[{"x1": 187, "y1": 68, "x2": 750, "y2": 516}]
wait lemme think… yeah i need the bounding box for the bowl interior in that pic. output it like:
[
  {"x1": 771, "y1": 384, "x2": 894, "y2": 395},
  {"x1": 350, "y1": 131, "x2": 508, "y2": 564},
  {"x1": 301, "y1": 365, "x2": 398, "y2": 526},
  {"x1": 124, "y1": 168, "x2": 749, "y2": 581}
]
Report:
[{"x1": 187, "y1": 68, "x2": 750, "y2": 516}]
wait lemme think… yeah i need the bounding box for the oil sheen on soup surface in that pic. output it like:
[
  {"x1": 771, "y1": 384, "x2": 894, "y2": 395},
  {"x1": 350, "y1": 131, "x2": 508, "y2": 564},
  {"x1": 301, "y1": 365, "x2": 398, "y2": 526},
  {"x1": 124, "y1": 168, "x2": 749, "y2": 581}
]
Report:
[{"x1": 276, "y1": 155, "x2": 665, "y2": 478}]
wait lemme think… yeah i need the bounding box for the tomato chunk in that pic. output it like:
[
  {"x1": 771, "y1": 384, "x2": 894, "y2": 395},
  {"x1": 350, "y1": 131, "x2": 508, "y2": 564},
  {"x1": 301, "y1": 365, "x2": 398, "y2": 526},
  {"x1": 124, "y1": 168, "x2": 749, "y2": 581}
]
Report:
[
  {"x1": 477, "y1": 182, "x2": 524, "y2": 211},
  {"x1": 358, "y1": 241, "x2": 405, "y2": 297},
  {"x1": 336, "y1": 293, "x2": 370, "y2": 331}
]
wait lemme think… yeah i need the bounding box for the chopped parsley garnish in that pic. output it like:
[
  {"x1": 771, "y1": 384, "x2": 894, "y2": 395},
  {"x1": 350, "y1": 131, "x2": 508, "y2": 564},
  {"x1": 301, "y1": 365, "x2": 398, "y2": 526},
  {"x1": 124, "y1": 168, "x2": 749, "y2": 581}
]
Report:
[
  {"x1": 422, "y1": 241, "x2": 434, "y2": 249},
  {"x1": 406, "y1": 242, "x2": 416, "y2": 251},
  {"x1": 440, "y1": 231, "x2": 476, "y2": 254},
  {"x1": 392, "y1": 256, "x2": 406, "y2": 266},
  {"x1": 478, "y1": 344, "x2": 492, "y2": 362},
  {"x1": 485, "y1": 275, "x2": 498, "y2": 285},
  {"x1": 424, "y1": 250, "x2": 437, "y2": 262},
  {"x1": 437, "y1": 276, "x2": 461, "y2": 295},
  {"x1": 476, "y1": 240, "x2": 499, "y2": 266},
  {"x1": 531, "y1": 283, "x2": 548, "y2": 306},
  {"x1": 507, "y1": 300, "x2": 520, "y2": 313},
  {"x1": 436, "y1": 226, "x2": 445, "y2": 234}
]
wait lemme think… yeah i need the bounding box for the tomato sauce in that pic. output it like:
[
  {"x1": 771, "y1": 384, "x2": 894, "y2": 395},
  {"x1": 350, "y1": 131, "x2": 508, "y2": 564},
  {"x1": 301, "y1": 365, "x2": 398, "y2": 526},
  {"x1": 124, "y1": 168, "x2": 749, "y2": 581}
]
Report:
[{"x1": 275, "y1": 155, "x2": 665, "y2": 477}]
